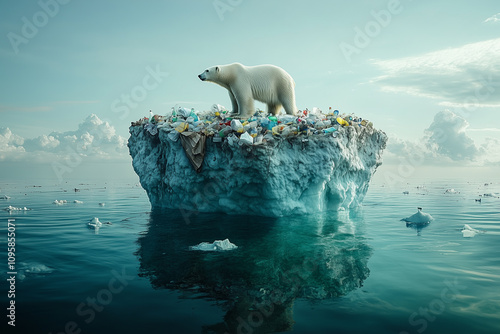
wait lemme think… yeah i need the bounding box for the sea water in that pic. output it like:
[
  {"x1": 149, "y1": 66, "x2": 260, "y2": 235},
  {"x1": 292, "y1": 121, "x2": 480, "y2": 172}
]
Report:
[{"x1": 0, "y1": 177, "x2": 499, "y2": 334}]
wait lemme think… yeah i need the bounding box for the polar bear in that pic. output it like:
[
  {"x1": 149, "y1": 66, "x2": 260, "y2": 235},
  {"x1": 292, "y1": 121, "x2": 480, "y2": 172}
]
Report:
[{"x1": 198, "y1": 63, "x2": 297, "y2": 118}]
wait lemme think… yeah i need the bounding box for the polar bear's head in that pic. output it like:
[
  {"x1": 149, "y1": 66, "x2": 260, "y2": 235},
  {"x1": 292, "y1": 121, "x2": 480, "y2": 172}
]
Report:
[{"x1": 198, "y1": 66, "x2": 220, "y2": 82}]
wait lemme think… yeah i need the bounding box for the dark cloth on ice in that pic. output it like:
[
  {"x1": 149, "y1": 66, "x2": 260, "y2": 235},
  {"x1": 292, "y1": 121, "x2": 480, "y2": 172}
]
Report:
[{"x1": 180, "y1": 131, "x2": 207, "y2": 173}]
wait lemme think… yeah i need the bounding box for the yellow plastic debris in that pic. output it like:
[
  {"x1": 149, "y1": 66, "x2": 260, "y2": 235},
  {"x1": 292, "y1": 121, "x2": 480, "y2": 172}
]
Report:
[
  {"x1": 175, "y1": 122, "x2": 189, "y2": 133},
  {"x1": 337, "y1": 117, "x2": 349, "y2": 126}
]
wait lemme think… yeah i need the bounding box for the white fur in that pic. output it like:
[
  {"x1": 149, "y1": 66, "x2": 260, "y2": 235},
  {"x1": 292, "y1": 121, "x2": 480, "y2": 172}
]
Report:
[{"x1": 198, "y1": 63, "x2": 297, "y2": 118}]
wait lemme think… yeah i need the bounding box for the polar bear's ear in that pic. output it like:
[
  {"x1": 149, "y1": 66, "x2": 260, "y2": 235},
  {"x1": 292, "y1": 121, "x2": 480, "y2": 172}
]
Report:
[{"x1": 215, "y1": 66, "x2": 220, "y2": 72}]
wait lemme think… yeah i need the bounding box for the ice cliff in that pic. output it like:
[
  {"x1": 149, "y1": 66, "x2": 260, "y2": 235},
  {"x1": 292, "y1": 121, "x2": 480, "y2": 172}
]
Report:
[{"x1": 128, "y1": 108, "x2": 387, "y2": 217}]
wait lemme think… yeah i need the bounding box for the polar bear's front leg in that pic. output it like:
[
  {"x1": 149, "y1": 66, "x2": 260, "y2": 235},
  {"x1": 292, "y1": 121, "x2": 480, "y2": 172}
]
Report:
[
  {"x1": 267, "y1": 104, "x2": 282, "y2": 116},
  {"x1": 228, "y1": 90, "x2": 238, "y2": 115},
  {"x1": 233, "y1": 87, "x2": 255, "y2": 119}
]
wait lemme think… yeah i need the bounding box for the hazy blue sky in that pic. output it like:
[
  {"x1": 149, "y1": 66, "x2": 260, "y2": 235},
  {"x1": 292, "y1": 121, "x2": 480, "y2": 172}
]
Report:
[{"x1": 1, "y1": 0, "x2": 499, "y2": 181}]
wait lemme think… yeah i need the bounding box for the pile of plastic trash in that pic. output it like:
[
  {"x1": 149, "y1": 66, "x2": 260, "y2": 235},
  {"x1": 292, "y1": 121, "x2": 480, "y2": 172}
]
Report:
[{"x1": 131, "y1": 104, "x2": 375, "y2": 145}]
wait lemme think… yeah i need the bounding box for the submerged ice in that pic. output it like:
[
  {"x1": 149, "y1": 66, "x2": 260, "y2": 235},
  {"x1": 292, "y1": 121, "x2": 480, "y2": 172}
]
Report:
[{"x1": 128, "y1": 108, "x2": 387, "y2": 217}]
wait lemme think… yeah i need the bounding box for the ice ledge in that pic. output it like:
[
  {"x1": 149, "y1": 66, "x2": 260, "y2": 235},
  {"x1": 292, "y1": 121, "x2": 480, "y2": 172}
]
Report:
[{"x1": 128, "y1": 125, "x2": 387, "y2": 217}]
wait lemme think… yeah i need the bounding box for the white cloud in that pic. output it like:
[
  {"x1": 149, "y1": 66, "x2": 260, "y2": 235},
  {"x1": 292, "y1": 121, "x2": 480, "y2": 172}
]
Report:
[
  {"x1": 424, "y1": 110, "x2": 481, "y2": 161},
  {"x1": 0, "y1": 128, "x2": 25, "y2": 160},
  {"x1": 484, "y1": 13, "x2": 500, "y2": 23},
  {"x1": 0, "y1": 114, "x2": 127, "y2": 162},
  {"x1": 385, "y1": 110, "x2": 498, "y2": 166},
  {"x1": 371, "y1": 38, "x2": 500, "y2": 108}
]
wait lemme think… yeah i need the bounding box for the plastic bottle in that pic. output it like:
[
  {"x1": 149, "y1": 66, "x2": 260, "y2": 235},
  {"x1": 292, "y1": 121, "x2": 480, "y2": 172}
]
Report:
[
  {"x1": 190, "y1": 108, "x2": 199, "y2": 122},
  {"x1": 334, "y1": 109, "x2": 339, "y2": 117},
  {"x1": 171, "y1": 108, "x2": 178, "y2": 122},
  {"x1": 260, "y1": 118, "x2": 269, "y2": 129},
  {"x1": 323, "y1": 127, "x2": 337, "y2": 134}
]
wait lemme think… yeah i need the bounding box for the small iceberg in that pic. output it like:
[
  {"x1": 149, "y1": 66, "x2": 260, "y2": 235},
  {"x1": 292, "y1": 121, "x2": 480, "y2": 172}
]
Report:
[
  {"x1": 401, "y1": 207, "x2": 434, "y2": 223},
  {"x1": 88, "y1": 217, "x2": 103, "y2": 229},
  {"x1": 4, "y1": 205, "x2": 30, "y2": 212},
  {"x1": 461, "y1": 224, "x2": 483, "y2": 238},
  {"x1": 189, "y1": 239, "x2": 238, "y2": 251},
  {"x1": 53, "y1": 200, "x2": 68, "y2": 205},
  {"x1": 87, "y1": 217, "x2": 111, "y2": 233},
  {"x1": 18, "y1": 262, "x2": 54, "y2": 281}
]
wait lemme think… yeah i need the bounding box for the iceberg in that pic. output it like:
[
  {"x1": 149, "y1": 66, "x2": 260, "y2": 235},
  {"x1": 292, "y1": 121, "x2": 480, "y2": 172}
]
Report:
[
  {"x1": 17, "y1": 262, "x2": 54, "y2": 281},
  {"x1": 128, "y1": 109, "x2": 387, "y2": 217},
  {"x1": 4, "y1": 205, "x2": 30, "y2": 212},
  {"x1": 88, "y1": 217, "x2": 103, "y2": 229},
  {"x1": 401, "y1": 207, "x2": 434, "y2": 223},
  {"x1": 462, "y1": 224, "x2": 483, "y2": 238}
]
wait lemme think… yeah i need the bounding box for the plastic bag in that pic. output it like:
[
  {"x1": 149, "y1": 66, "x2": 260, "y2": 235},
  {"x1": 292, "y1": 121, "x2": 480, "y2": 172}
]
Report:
[
  {"x1": 211, "y1": 104, "x2": 227, "y2": 113},
  {"x1": 175, "y1": 122, "x2": 189, "y2": 133}
]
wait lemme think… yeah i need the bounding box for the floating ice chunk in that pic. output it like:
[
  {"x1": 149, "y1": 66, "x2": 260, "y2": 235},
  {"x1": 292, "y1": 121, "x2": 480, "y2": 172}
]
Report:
[
  {"x1": 445, "y1": 188, "x2": 459, "y2": 194},
  {"x1": 401, "y1": 207, "x2": 434, "y2": 223},
  {"x1": 88, "y1": 217, "x2": 103, "y2": 228},
  {"x1": 4, "y1": 205, "x2": 30, "y2": 211},
  {"x1": 17, "y1": 262, "x2": 53, "y2": 280},
  {"x1": 88, "y1": 217, "x2": 111, "y2": 229},
  {"x1": 53, "y1": 200, "x2": 68, "y2": 205},
  {"x1": 23, "y1": 263, "x2": 53, "y2": 274},
  {"x1": 189, "y1": 239, "x2": 238, "y2": 251},
  {"x1": 0, "y1": 195, "x2": 11, "y2": 200},
  {"x1": 74, "y1": 200, "x2": 84, "y2": 204},
  {"x1": 461, "y1": 224, "x2": 482, "y2": 238}
]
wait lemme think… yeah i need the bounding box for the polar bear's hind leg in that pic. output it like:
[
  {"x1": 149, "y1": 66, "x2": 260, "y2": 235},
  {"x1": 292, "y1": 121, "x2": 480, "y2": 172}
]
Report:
[
  {"x1": 280, "y1": 91, "x2": 297, "y2": 116},
  {"x1": 267, "y1": 104, "x2": 282, "y2": 116}
]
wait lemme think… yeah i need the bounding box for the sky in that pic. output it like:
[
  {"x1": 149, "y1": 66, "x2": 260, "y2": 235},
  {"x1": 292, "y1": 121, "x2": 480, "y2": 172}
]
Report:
[{"x1": 0, "y1": 0, "x2": 499, "y2": 181}]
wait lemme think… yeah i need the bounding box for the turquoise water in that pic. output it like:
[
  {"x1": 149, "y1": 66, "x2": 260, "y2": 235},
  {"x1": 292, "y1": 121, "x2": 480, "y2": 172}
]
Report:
[{"x1": 1, "y1": 177, "x2": 499, "y2": 334}]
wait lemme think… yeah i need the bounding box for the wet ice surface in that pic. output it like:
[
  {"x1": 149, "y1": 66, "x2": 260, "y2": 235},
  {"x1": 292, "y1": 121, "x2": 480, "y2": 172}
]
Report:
[{"x1": 0, "y1": 178, "x2": 499, "y2": 334}]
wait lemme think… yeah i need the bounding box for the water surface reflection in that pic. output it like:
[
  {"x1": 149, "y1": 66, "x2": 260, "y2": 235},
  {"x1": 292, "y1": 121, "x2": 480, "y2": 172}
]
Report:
[{"x1": 136, "y1": 209, "x2": 372, "y2": 333}]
